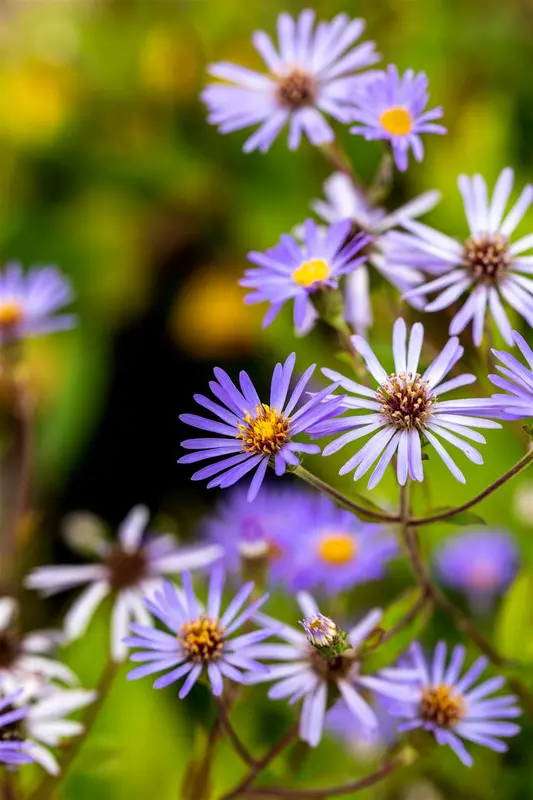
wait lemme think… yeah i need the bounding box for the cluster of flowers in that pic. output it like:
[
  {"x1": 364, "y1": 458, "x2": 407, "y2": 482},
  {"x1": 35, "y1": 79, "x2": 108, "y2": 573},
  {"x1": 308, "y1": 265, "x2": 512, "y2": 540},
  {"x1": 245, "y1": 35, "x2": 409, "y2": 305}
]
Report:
[{"x1": 2, "y1": 5, "x2": 533, "y2": 786}]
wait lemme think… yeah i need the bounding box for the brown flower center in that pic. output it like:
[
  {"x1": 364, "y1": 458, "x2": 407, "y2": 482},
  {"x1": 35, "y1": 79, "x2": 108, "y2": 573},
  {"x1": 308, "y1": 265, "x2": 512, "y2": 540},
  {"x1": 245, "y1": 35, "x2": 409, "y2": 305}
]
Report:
[
  {"x1": 105, "y1": 548, "x2": 148, "y2": 591},
  {"x1": 0, "y1": 632, "x2": 20, "y2": 669},
  {"x1": 276, "y1": 68, "x2": 316, "y2": 110},
  {"x1": 308, "y1": 647, "x2": 354, "y2": 682},
  {"x1": 464, "y1": 234, "x2": 511, "y2": 284},
  {"x1": 420, "y1": 684, "x2": 465, "y2": 727},
  {"x1": 178, "y1": 617, "x2": 225, "y2": 662},
  {"x1": 378, "y1": 373, "x2": 435, "y2": 430},
  {"x1": 237, "y1": 404, "x2": 290, "y2": 456}
]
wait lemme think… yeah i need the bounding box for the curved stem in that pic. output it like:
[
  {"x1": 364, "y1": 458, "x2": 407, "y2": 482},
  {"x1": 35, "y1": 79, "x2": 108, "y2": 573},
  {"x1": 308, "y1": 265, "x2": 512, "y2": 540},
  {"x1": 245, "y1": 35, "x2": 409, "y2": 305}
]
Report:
[
  {"x1": 318, "y1": 142, "x2": 363, "y2": 192},
  {"x1": 411, "y1": 448, "x2": 533, "y2": 527},
  {"x1": 215, "y1": 697, "x2": 257, "y2": 768},
  {"x1": 380, "y1": 591, "x2": 432, "y2": 646},
  {"x1": 29, "y1": 660, "x2": 120, "y2": 800},
  {"x1": 219, "y1": 724, "x2": 298, "y2": 800},
  {"x1": 294, "y1": 467, "x2": 399, "y2": 523}
]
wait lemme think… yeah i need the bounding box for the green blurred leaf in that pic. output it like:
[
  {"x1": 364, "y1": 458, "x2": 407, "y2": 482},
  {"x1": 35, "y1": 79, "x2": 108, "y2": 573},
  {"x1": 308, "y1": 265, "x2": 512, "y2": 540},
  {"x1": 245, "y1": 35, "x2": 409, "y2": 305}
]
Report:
[
  {"x1": 496, "y1": 572, "x2": 533, "y2": 661},
  {"x1": 362, "y1": 588, "x2": 432, "y2": 672},
  {"x1": 427, "y1": 508, "x2": 486, "y2": 526}
]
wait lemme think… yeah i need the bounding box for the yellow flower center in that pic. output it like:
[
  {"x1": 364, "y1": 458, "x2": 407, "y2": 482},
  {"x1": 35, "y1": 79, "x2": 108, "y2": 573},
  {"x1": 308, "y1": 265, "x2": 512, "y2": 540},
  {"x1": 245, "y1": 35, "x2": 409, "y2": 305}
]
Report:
[
  {"x1": 379, "y1": 106, "x2": 413, "y2": 136},
  {"x1": 317, "y1": 532, "x2": 357, "y2": 565},
  {"x1": 178, "y1": 616, "x2": 225, "y2": 662},
  {"x1": 0, "y1": 301, "x2": 23, "y2": 330},
  {"x1": 420, "y1": 684, "x2": 465, "y2": 727},
  {"x1": 292, "y1": 258, "x2": 331, "y2": 288},
  {"x1": 237, "y1": 404, "x2": 290, "y2": 455}
]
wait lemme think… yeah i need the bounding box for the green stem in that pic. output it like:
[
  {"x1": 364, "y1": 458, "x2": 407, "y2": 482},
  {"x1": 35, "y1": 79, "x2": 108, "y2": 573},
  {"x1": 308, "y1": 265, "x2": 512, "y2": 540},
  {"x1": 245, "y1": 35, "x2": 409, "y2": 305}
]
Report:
[
  {"x1": 293, "y1": 466, "x2": 399, "y2": 523},
  {"x1": 318, "y1": 141, "x2": 363, "y2": 192},
  {"x1": 214, "y1": 697, "x2": 257, "y2": 768},
  {"x1": 411, "y1": 448, "x2": 533, "y2": 527}
]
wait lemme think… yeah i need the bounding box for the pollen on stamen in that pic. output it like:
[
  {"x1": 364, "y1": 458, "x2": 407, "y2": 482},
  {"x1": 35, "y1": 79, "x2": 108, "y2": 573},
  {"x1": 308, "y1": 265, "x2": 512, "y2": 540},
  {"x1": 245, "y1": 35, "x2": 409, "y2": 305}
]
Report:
[
  {"x1": 0, "y1": 301, "x2": 24, "y2": 331},
  {"x1": 292, "y1": 258, "x2": 331, "y2": 288},
  {"x1": 377, "y1": 372, "x2": 435, "y2": 430},
  {"x1": 420, "y1": 684, "x2": 465, "y2": 727},
  {"x1": 464, "y1": 234, "x2": 511, "y2": 283},
  {"x1": 178, "y1": 617, "x2": 225, "y2": 662},
  {"x1": 379, "y1": 106, "x2": 413, "y2": 136},
  {"x1": 237, "y1": 404, "x2": 291, "y2": 455}
]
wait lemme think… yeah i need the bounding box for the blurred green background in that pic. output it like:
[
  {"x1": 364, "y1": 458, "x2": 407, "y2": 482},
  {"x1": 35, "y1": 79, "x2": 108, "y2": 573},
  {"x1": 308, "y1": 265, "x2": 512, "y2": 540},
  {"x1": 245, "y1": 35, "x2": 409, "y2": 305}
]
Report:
[{"x1": 5, "y1": 0, "x2": 533, "y2": 797}]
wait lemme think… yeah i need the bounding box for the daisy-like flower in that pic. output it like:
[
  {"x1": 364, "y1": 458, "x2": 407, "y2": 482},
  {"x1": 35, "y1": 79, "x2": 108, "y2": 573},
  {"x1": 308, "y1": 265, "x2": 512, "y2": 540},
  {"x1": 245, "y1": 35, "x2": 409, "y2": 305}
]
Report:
[
  {"x1": 349, "y1": 65, "x2": 446, "y2": 172},
  {"x1": 24, "y1": 689, "x2": 96, "y2": 775},
  {"x1": 434, "y1": 530, "x2": 518, "y2": 614},
  {"x1": 0, "y1": 598, "x2": 77, "y2": 699},
  {"x1": 178, "y1": 353, "x2": 345, "y2": 502},
  {"x1": 279, "y1": 492, "x2": 397, "y2": 594},
  {"x1": 241, "y1": 218, "x2": 371, "y2": 335},
  {"x1": 201, "y1": 10, "x2": 380, "y2": 153},
  {"x1": 373, "y1": 642, "x2": 521, "y2": 766},
  {"x1": 24, "y1": 506, "x2": 222, "y2": 662},
  {"x1": 400, "y1": 170, "x2": 533, "y2": 346},
  {"x1": 312, "y1": 171, "x2": 440, "y2": 332},
  {"x1": 0, "y1": 690, "x2": 34, "y2": 766},
  {"x1": 0, "y1": 262, "x2": 75, "y2": 345},
  {"x1": 246, "y1": 593, "x2": 394, "y2": 748},
  {"x1": 488, "y1": 329, "x2": 533, "y2": 418},
  {"x1": 315, "y1": 318, "x2": 501, "y2": 488},
  {"x1": 125, "y1": 565, "x2": 271, "y2": 698}
]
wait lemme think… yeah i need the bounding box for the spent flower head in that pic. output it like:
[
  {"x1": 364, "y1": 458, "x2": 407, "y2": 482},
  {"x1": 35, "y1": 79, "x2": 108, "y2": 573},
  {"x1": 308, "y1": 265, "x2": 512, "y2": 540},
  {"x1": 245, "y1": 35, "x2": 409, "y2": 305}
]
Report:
[{"x1": 202, "y1": 10, "x2": 379, "y2": 153}]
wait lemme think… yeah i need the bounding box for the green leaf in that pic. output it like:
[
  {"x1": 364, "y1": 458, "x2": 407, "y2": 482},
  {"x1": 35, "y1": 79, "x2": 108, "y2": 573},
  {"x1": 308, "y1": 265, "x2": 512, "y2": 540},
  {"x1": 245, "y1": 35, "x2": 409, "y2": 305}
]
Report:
[
  {"x1": 523, "y1": 424, "x2": 533, "y2": 439},
  {"x1": 426, "y1": 507, "x2": 485, "y2": 526},
  {"x1": 496, "y1": 572, "x2": 533, "y2": 661},
  {"x1": 362, "y1": 588, "x2": 432, "y2": 672}
]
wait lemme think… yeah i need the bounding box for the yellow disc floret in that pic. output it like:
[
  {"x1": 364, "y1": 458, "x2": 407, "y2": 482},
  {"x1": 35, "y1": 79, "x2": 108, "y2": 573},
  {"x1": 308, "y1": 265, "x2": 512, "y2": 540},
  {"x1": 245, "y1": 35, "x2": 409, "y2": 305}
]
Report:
[
  {"x1": 379, "y1": 106, "x2": 413, "y2": 136},
  {"x1": 0, "y1": 301, "x2": 23, "y2": 331},
  {"x1": 420, "y1": 684, "x2": 465, "y2": 727},
  {"x1": 292, "y1": 258, "x2": 331, "y2": 288},
  {"x1": 178, "y1": 616, "x2": 225, "y2": 662},
  {"x1": 317, "y1": 532, "x2": 357, "y2": 565},
  {"x1": 237, "y1": 404, "x2": 291, "y2": 455}
]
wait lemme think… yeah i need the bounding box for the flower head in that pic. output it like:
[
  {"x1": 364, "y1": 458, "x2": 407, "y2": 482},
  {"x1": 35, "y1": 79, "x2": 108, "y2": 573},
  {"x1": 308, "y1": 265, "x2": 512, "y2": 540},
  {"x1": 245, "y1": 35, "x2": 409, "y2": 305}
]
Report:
[
  {"x1": 25, "y1": 506, "x2": 222, "y2": 662},
  {"x1": 242, "y1": 218, "x2": 370, "y2": 335},
  {"x1": 434, "y1": 530, "x2": 518, "y2": 613},
  {"x1": 179, "y1": 353, "x2": 345, "y2": 501},
  {"x1": 202, "y1": 11, "x2": 379, "y2": 153},
  {"x1": 0, "y1": 598, "x2": 76, "y2": 699},
  {"x1": 125, "y1": 565, "x2": 271, "y2": 698},
  {"x1": 246, "y1": 592, "x2": 385, "y2": 747},
  {"x1": 300, "y1": 612, "x2": 340, "y2": 648},
  {"x1": 312, "y1": 172, "x2": 440, "y2": 333},
  {"x1": 0, "y1": 262, "x2": 75, "y2": 344},
  {"x1": 315, "y1": 318, "x2": 501, "y2": 488},
  {"x1": 488, "y1": 329, "x2": 533, "y2": 418},
  {"x1": 372, "y1": 642, "x2": 521, "y2": 766},
  {"x1": 399, "y1": 170, "x2": 533, "y2": 346},
  {"x1": 0, "y1": 690, "x2": 34, "y2": 766},
  {"x1": 349, "y1": 65, "x2": 446, "y2": 171}
]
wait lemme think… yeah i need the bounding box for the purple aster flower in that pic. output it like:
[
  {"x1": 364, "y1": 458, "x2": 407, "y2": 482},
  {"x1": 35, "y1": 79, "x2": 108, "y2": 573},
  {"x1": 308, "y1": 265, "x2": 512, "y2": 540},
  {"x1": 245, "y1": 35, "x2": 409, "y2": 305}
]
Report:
[
  {"x1": 0, "y1": 262, "x2": 75, "y2": 344},
  {"x1": 245, "y1": 593, "x2": 394, "y2": 747},
  {"x1": 178, "y1": 353, "x2": 345, "y2": 502},
  {"x1": 400, "y1": 169, "x2": 533, "y2": 346},
  {"x1": 488, "y1": 329, "x2": 533, "y2": 418},
  {"x1": 0, "y1": 690, "x2": 34, "y2": 766},
  {"x1": 276, "y1": 492, "x2": 397, "y2": 594},
  {"x1": 199, "y1": 485, "x2": 309, "y2": 587},
  {"x1": 370, "y1": 642, "x2": 521, "y2": 766},
  {"x1": 311, "y1": 171, "x2": 440, "y2": 333},
  {"x1": 25, "y1": 506, "x2": 222, "y2": 662},
  {"x1": 349, "y1": 65, "x2": 446, "y2": 172},
  {"x1": 201, "y1": 11, "x2": 380, "y2": 153},
  {"x1": 125, "y1": 565, "x2": 271, "y2": 698},
  {"x1": 314, "y1": 318, "x2": 501, "y2": 488},
  {"x1": 434, "y1": 530, "x2": 518, "y2": 614},
  {"x1": 241, "y1": 218, "x2": 370, "y2": 335}
]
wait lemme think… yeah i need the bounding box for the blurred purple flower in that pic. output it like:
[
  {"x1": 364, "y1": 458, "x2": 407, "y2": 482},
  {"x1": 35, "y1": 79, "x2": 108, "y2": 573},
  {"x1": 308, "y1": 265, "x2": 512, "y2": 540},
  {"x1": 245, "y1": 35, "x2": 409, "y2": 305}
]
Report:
[
  {"x1": 125, "y1": 565, "x2": 271, "y2": 698},
  {"x1": 370, "y1": 642, "x2": 521, "y2": 766},
  {"x1": 349, "y1": 65, "x2": 446, "y2": 171},
  {"x1": 434, "y1": 530, "x2": 518, "y2": 613},
  {"x1": 0, "y1": 262, "x2": 75, "y2": 344},
  {"x1": 312, "y1": 171, "x2": 440, "y2": 333},
  {"x1": 0, "y1": 691, "x2": 33, "y2": 766},
  {"x1": 489, "y1": 329, "x2": 533, "y2": 419},
  {"x1": 326, "y1": 697, "x2": 397, "y2": 757},
  {"x1": 202, "y1": 10, "x2": 379, "y2": 153},
  {"x1": 179, "y1": 353, "x2": 345, "y2": 501},
  {"x1": 315, "y1": 318, "x2": 501, "y2": 488},
  {"x1": 25, "y1": 506, "x2": 222, "y2": 662},
  {"x1": 241, "y1": 218, "x2": 370, "y2": 335},
  {"x1": 401, "y1": 169, "x2": 533, "y2": 346}
]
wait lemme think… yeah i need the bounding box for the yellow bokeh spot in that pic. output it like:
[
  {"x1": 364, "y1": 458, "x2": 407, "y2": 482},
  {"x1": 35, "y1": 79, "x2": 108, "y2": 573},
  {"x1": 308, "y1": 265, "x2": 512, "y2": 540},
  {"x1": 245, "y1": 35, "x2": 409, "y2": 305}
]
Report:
[
  {"x1": 292, "y1": 258, "x2": 331, "y2": 288},
  {"x1": 317, "y1": 532, "x2": 356, "y2": 565},
  {"x1": 379, "y1": 106, "x2": 413, "y2": 136},
  {"x1": 0, "y1": 301, "x2": 23, "y2": 329}
]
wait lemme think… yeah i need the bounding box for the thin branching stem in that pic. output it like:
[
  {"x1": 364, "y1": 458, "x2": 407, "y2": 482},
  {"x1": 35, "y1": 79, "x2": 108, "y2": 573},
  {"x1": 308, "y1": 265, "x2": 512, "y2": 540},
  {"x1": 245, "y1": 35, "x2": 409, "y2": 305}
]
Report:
[
  {"x1": 294, "y1": 467, "x2": 399, "y2": 523},
  {"x1": 215, "y1": 697, "x2": 257, "y2": 768}
]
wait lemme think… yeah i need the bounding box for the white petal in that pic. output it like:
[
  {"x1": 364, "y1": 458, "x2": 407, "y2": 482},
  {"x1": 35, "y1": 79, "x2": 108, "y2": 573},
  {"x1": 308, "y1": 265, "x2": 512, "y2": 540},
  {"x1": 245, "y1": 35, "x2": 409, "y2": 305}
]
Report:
[
  {"x1": 64, "y1": 581, "x2": 110, "y2": 641},
  {"x1": 118, "y1": 505, "x2": 149, "y2": 552}
]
